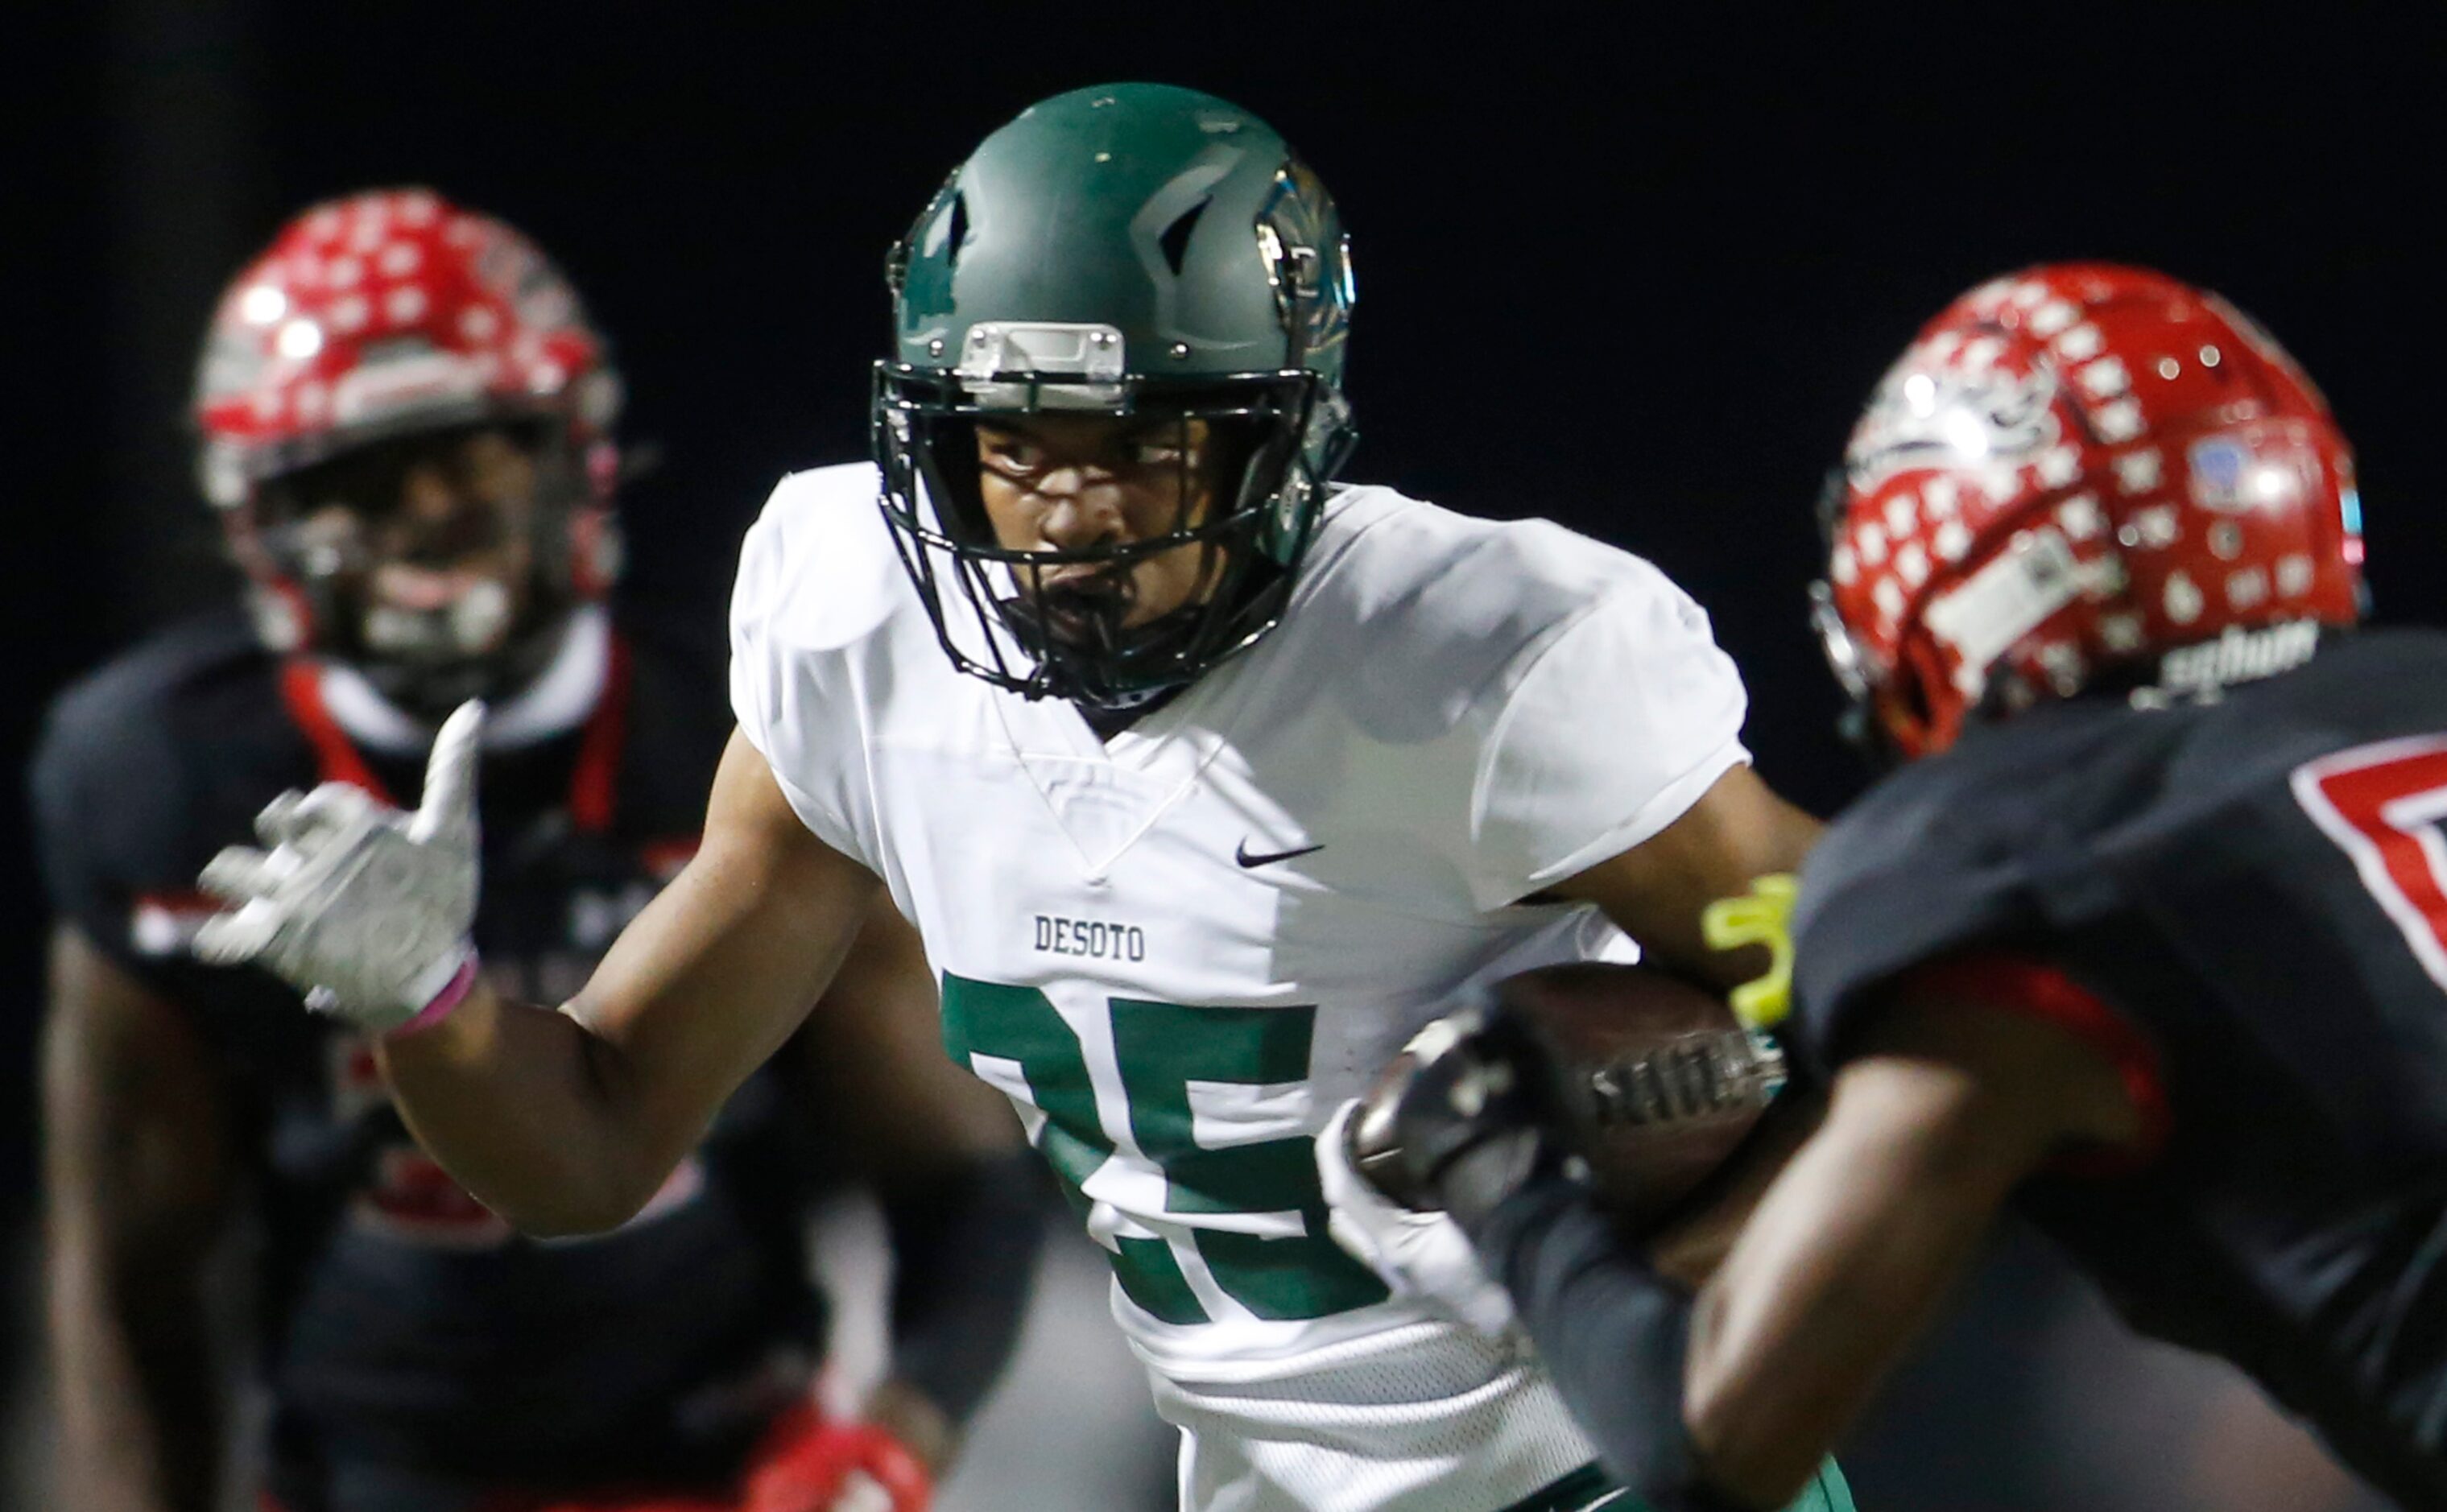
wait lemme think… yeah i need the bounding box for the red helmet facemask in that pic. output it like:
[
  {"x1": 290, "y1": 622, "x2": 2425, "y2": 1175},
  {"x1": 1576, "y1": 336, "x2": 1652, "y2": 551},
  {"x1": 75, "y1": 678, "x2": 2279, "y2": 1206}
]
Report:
[
  {"x1": 193, "y1": 188, "x2": 625, "y2": 717},
  {"x1": 1816, "y1": 263, "x2": 2362, "y2": 760}
]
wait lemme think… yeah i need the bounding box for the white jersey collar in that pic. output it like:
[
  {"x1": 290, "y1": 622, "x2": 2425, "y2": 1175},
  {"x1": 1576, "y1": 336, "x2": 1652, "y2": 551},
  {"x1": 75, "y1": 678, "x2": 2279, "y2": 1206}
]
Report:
[{"x1": 313, "y1": 605, "x2": 612, "y2": 756}]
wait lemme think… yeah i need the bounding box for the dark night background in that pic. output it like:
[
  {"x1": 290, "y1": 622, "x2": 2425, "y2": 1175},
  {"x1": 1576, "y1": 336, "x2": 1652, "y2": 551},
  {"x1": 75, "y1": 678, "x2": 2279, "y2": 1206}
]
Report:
[{"x1": 6, "y1": 4, "x2": 2444, "y2": 1506}]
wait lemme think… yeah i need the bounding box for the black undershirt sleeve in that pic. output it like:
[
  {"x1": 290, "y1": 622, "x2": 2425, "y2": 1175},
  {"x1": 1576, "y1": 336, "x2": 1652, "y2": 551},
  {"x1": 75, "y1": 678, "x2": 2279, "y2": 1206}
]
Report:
[
  {"x1": 879, "y1": 1148, "x2": 1050, "y2": 1427},
  {"x1": 1465, "y1": 1174, "x2": 1764, "y2": 1512}
]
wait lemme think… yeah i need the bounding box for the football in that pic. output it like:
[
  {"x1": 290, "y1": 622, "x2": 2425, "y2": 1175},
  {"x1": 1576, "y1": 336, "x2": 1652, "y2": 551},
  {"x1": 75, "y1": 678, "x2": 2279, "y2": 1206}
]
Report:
[
  {"x1": 1354, "y1": 962, "x2": 1787, "y2": 1232},
  {"x1": 1500, "y1": 962, "x2": 1787, "y2": 1229}
]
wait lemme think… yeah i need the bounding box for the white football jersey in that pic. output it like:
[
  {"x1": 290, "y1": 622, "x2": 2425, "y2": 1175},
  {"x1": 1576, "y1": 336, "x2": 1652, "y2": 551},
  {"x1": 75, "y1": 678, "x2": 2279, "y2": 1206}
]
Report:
[{"x1": 732, "y1": 463, "x2": 1749, "y2": 1510}]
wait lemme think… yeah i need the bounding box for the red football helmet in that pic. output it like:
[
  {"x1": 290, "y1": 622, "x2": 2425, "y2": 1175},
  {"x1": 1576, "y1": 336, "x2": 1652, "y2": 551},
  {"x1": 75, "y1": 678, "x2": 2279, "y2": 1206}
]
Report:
[
  {"x1": 1816, "y1": 262, "x2": 2362, "y2": 759},
  {"x1": 192, "y1": 187, "x2": 624, "y2": 688}
]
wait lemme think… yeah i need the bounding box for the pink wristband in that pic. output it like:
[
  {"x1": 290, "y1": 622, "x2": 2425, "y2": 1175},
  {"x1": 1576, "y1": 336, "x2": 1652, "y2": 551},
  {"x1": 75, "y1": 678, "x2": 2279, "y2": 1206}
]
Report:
[{"x1": 387, "y1": 953, "x2": 480, "y2": 1040}]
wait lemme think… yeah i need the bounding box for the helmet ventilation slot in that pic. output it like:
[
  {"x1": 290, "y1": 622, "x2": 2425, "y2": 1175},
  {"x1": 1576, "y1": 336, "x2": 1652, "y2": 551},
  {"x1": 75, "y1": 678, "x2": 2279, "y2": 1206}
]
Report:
[{"x1": 1156, "y1": 197, "x2": 1209, "y2": 275}]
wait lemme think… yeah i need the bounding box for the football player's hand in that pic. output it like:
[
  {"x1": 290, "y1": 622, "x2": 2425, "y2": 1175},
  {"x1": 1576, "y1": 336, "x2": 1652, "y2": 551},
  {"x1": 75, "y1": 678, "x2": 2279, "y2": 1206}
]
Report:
[
  {"x1": 192, "y1": 700, "x2": 484, "y2": 1034},
  {"x1": 1344, "y1": 1010, "x2": 1557, "y2": 1229},
  {"x1": 739, "y1": 1404, "x2": 932, "y2": 1512},
  {"x1": 1317, "y1": 1099, "x2": 1521, "y2": 1338}
]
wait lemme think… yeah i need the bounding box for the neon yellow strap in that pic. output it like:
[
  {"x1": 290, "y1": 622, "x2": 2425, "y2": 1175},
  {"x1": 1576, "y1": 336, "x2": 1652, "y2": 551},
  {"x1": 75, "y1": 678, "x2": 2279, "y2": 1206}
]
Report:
[{"x1": 1699, "y1": 873, "x2": 1798, "y2": 1030}]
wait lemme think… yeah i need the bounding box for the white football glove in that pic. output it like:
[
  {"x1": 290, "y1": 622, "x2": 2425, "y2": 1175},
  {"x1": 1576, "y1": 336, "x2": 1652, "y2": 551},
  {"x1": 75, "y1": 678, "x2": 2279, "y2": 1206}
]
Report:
[
  {"x1": 1315, "y1": 1099, "x2": 1520, "y2": 1340},
  {"x1": 193, "y1": 699, "x2": 484, "y2": 1033}
]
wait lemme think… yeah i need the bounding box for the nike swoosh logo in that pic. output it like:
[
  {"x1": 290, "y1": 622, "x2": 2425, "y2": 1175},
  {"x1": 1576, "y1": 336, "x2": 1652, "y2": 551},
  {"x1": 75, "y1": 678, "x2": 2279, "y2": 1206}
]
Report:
[{"x1": 1235, "y1": 839, "x2": 1325, "y2": 869}]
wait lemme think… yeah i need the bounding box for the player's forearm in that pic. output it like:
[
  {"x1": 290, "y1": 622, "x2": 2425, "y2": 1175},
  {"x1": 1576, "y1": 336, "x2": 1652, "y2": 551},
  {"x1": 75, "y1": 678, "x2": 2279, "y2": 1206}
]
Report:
[
  {"x1": 1466, "y1": 1175, "x2": 1771, "y2": 1512},
  {"x1": 877, "y1": 1147, "x2": 1049, "y2": 1460},
  {"x1": 1555, "y1": 766, "x2": 1823, "y2": 994},
  {"x1": 1646, "y1": 1094, "x2": 1824, "y2": 1292},
  {"x1": 1678, "y1": 1052, "x2": 2040, "y2": 1502},
  {"x1": 42, "y1": 934, "x2": 230, "y2": 1512},
  {"x1": 47, "y1": 1233, "x2": 221, "y2": 1512},
  {"x1": 377, "y1": 979, "x2": 673, "y2": 1236}
]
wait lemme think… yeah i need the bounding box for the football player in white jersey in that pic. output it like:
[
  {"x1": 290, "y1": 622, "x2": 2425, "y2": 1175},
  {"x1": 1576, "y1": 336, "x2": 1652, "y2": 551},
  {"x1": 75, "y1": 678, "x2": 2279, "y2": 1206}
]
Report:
[{"x1": 190, "y1": 85, "x2": 1849, "y2": 1512}]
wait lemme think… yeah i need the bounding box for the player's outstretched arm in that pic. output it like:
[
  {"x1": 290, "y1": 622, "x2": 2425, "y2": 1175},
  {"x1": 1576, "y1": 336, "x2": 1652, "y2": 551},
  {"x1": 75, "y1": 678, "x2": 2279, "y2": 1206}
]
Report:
[
  {"x1": 43, "y1": 927, "x2": 234, "y2": 1512},
  {"x1": 375, "y1": 728, "x2": 881, "y2": 1237}
]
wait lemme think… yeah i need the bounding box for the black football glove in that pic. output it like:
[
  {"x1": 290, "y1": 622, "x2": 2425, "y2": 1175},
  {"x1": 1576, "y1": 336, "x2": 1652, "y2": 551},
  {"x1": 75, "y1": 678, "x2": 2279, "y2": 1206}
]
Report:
[{"x1": 1350, "y1": 1008, "x2": 1566, "y2": 1231}]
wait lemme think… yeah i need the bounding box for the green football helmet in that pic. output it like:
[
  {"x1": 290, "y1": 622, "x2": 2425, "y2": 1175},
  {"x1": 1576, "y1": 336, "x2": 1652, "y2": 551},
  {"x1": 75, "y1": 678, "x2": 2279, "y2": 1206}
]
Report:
[{"x1": 874, "y1": 82, "x2": 1358, "y2": 708}]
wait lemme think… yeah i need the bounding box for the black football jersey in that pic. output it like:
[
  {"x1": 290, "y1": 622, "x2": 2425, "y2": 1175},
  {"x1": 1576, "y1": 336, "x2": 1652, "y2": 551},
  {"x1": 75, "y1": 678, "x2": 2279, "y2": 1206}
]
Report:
[
  {"x1": 31, "y1": 609, "x2": 832, "y2": 1493},
  {"x1": 1792, "y1": 629, "x2": 2447, "y2": 1509}
]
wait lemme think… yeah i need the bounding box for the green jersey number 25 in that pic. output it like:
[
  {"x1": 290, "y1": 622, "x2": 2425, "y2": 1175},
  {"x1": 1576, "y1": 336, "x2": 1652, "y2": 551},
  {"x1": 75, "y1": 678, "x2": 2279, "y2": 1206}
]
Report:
[{"x1": 941, "y1": 973, "x2": 1389, "y2": 1324}]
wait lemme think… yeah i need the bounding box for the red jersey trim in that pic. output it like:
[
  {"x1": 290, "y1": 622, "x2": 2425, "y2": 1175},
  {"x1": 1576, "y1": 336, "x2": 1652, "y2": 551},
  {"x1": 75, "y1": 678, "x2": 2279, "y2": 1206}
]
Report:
[
  {"x1": 1898, "y1": 952, "x2": 2172, "y2": 1177},
  {"x1": 279, "y1": 660, "x2": 396, "y2": 804}
]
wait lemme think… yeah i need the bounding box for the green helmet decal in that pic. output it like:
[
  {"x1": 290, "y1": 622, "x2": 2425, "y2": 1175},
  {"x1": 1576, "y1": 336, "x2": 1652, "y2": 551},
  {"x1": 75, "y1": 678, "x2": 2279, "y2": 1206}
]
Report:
[
  {"x1": 1256, "y1": 159, "x2": 1354, "y2": 382},
  {"x1": 874, "y1": 83, "x2": 1358, "y2": 709},
  {"x1": 887, "y1": 171, "x2": 963, "y2": 344}
]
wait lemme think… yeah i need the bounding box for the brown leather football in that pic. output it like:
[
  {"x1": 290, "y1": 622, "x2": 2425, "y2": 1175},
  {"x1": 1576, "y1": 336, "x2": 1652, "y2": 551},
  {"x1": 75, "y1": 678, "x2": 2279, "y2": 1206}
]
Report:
[
  {"x1": 1351, "y1": 962, "x2": 1786, "y2": 1232},
  {"x1": 1498, "y1": 961, "x2": 1785, "y2": 1229}
]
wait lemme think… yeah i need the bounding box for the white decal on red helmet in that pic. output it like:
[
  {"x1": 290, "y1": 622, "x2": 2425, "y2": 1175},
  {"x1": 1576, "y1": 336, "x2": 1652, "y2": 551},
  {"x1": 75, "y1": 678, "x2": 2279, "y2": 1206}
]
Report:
[
  {"x1": 1896, "y1": 541, "x2": 1930, "y2": 589},
  {"x1": 2113, "y1": 448, "x2": 2163, "y2": 494},
  {"x1": 2028, "y1": 300, "x2": 2078, "y2": 337},
  {"x1": 2054, "y1": 324, "x2": 2105, "y2": 362},
  {"x1": 2133, "y1": 505, "x2": 2181, "y2": 548},
  {"x1": 2094, "y1": 398, "x2": 2144, "y2": 443},
  {"x1": 1924, "y1": 527, "x2": 2083, "y2": 684},
  {"x1": 2165, "y1": 570, "x2": 2205, "y2": 624},
  {"x1": 2077, "y1": 356, "x2": 2131, "y2": 399},
  {"x1": 2036, "y1": 445, "x2": 2081, "y2": 488}
]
